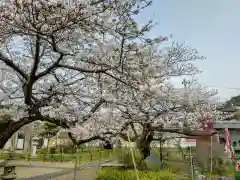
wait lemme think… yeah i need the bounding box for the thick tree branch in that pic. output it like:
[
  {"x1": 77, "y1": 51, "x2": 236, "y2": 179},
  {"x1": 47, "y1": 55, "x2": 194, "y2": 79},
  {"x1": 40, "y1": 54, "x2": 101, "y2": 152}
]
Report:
[
  {"x1": 68, "y1": 132, "x2": 108, "y2": 146},
  {"x1": 30, "y1": 35, "x2": 41, "y2": 77},
  {"x1": 0, "y1": 116, "x2": 40, "y2": 148},
  {"x1": 24, "y1": 35, "x2": 41, "y2": 105},
  {"x1": 0, "y1": 52, "x2": 28, "y2": 80}
]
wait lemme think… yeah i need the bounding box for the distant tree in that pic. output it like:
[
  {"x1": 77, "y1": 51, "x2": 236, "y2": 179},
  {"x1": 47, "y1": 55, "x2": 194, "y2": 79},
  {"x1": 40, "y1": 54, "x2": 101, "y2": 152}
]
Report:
[
  {"x1": 38, "y1": 122, "x2": 59, "y2": 149},
  {"x1": 218, "y1": 95, "x2": 240, "y2": 120},
  {"x1": 226, "y1": 95, "x2": 240, "y2": 106}
]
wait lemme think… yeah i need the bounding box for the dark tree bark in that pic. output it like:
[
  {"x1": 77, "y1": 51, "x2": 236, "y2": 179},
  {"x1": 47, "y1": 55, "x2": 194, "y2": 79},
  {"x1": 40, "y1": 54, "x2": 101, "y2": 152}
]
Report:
[
  {"x1": 0, "y1": 115, "x2": 70, "y2": 149},
  {"x1": 68, "y1": 131, "x2": 114, "y2": 149},
  {"x1": 136, "y1": 124, "x2": 154, "y2": 160},
  {"x1": 0, "y1": 117, "x2": 34, "y2": 148}
]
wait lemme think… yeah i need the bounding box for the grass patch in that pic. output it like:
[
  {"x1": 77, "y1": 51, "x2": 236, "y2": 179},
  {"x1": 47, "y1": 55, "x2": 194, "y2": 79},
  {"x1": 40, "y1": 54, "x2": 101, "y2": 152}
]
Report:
[{"x1": 96, "y1": 169, "x2": 190, "y2": 180}]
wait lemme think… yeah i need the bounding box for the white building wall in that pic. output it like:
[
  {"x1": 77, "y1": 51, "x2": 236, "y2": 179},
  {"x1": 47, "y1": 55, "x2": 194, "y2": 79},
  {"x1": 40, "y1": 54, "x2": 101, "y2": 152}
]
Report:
[{"x1": 17, "y1": 139, "x2": 24, "y2": 149}]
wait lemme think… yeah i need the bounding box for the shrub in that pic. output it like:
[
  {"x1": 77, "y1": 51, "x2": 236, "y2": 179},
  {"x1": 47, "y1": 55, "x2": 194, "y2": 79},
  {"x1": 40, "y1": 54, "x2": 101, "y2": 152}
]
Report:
[
  {"x1": 37, "y1": 148, "x2": 48, "y2": 154},
  {"x1": 96, "y1": 169, "x2": 189, "y2": 180},
  {"x1": 60, "y1": 145, "x2": 75, "y2": 154},
  {"x1": 119, "y1": 151, "x2": 147, "y2": 170},
  {"x1": 5, "y1": 152, "x2": 26, "y2": 160}
]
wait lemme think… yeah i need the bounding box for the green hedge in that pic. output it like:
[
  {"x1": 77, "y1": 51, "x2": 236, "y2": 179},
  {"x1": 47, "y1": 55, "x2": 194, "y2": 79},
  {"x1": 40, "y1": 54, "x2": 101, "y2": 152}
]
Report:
[{"x1": 96, "y1": 169, "x2": 189, "y2": 180}]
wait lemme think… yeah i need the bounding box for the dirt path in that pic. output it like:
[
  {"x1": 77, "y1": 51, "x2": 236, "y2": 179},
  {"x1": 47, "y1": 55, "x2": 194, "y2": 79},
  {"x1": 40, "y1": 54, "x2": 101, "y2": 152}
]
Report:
[{"x1": 9, "y1": 159, "x2": 111, "y2": 180}]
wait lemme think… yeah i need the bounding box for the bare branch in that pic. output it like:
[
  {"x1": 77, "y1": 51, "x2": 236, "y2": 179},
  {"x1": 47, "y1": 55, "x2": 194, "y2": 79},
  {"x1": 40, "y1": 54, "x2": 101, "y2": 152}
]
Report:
[
  {"x1": 0, "y1": 52, "x2": 28, "y2": 80},
  {"x1": 82, "y1": 98, "x2": 106, "y2": 122}
]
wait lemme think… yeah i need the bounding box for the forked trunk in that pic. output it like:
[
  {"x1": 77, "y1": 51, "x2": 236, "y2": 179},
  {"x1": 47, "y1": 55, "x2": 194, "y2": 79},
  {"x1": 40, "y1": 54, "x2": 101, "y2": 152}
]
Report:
[{"x1": 136, "y1": 129, "x2": 154, "y2": 160}]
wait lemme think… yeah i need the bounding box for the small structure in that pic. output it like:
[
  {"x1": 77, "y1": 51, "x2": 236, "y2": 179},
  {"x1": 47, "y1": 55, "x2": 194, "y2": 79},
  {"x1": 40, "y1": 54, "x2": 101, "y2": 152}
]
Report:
[
  {"x1": 0, "y1": 160, "x2": 17, "y2": 180},
  {"x1": 214, "y1": 104, "x2": 240, "y2": 158},
  {"x1": 31, "y1": 137, "x2": 39, "y2": 157}
]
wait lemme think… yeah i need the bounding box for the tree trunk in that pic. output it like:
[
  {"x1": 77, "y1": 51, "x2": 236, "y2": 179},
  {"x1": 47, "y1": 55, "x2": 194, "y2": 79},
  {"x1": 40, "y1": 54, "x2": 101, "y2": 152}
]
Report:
[
  {"x1": 136, "y1": 130, "x2": 154, "y2": 160},
  {"x1": 0, "y1": 118, "x2": 33, "y2": 149}
]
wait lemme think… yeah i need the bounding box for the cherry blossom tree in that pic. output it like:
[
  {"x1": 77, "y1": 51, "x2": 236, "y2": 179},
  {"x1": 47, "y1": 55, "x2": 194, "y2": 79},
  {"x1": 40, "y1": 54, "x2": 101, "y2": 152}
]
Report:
[
  {"x1": 0, "y1": 0, "x2": 224, "y2": 153},
  {"x1": 111, "y1": 79, "x2": 220, "y2": 159},
  {"x1": 0, "y1": 0, "x2": 158, "y2": 148},
  {"x1": 66, "y1": 39, "x2": 219, "y2": 159}
]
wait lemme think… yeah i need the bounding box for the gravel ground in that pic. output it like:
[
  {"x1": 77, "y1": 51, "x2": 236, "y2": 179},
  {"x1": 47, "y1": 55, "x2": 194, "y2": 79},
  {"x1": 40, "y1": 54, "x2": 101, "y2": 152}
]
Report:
[
  {"x1": 49, "y1": 167, "x2": 100, "y2": 180},
  {"x1": 0, "y1": 166, "x2": 61, "y2": 179},
  {"x1": 0, "y1": 160, "x2": 108, "y2": 180},
  {"x1": 9, "y1": 160, "x2": 76, "y2": 169}
]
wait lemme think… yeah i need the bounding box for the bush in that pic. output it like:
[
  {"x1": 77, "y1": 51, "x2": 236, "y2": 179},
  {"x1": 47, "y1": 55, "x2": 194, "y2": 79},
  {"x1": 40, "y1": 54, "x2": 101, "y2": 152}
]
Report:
[
  {"x1": 96, "y1": 169, "x2": 189, "y2": 180},
  {"x1": 60, "y1": 145, "x2": 75, "y2": 154},
  {"x1": 38, "y1": 148, "x2": 48, "y2": 154},
  {"x1": 6, "y1": 152, "x2": 26, "y2": 160},
  {"x1": 119, "y1": 151, "x2": 147, "y2": 170},
  {"x1": 196, "y1": 156, "x2": 233, "y2": 176}
]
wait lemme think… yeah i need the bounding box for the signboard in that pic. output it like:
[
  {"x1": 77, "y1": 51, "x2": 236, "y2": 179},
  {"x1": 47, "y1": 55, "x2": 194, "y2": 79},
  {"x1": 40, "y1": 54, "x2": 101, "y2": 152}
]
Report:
[{"x1": 183, "y1": 139, "x2": 196, "y2": 147}]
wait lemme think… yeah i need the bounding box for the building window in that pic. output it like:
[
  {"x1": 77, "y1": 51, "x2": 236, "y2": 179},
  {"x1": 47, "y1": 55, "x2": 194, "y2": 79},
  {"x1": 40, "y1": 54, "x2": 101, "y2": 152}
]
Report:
[{"x1": 18, "y1": 132, "x2": 25, "y2": 139}]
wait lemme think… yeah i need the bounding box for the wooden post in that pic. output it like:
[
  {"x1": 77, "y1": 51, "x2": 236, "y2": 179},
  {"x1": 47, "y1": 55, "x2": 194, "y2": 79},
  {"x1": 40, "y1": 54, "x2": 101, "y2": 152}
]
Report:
[
  {"x1": 43, "y1": 153, "x2": 46, "y2": 162},
  {"x1": 189, "y1": 146, "x2": 194, "y2": 180},
  {"x1": 75, "y1": 146, "x2": 78, "y2": 164},
  {"x1": 73, "y1": 146, "x2": 78, "y2": 180},
  {"x1": 90, "y1": 154, "x2": 93, "y2": 161},
  {"x1": 98, "y1": 152, "x2": 101, "y2": 170},
  {"x1": 60, "y1": 148, "x2": 63, "y2": 163},
  {"x1": 48, "y1": 146, "x2": 50, "y2": 162},
  {"x1": 28, "y1": 153, "x2": 30, "y2": 161},
  {"x1": 210, "y1": 135, "x2": 213, "y2": 174}
]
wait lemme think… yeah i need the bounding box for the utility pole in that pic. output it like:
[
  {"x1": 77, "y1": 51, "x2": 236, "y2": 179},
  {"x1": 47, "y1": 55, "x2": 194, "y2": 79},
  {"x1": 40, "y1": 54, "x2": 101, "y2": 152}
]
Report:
[
  {"x1": 182, "y1": 78, "x2": 191, "y2": 127},
  {"x1": 182, "y1": 78, "x2": 191, "y2": 106},
  {"x1": 182, "y1": 78, "x2": 194, "y2": 179}
]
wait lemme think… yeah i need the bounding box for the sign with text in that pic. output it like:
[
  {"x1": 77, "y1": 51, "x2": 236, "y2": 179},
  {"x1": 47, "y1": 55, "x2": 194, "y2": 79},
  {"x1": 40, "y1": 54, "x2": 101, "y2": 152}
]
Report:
[{"x1": 183, "y1": 139, "x2": 196, "y2": 147}]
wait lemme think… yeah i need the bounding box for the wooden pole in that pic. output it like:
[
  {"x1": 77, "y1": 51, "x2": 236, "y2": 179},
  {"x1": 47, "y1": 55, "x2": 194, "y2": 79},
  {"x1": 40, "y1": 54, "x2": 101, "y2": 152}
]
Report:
[
  {"x1": 73, "y1": 145, "x2": 78, "y2": 180},
  {"x1": 210, "y1": 135, "x2": 213, "y2": 174},
  {"x1": 189, "y1": 145, "x2": 194, "y2": 180}
]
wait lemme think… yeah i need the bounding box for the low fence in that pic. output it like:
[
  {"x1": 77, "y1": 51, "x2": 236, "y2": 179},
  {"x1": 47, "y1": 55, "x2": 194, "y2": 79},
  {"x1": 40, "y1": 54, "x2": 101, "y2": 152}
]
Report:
[{"x1": 0, "y1": 149, "x2": 114, "y2": 164}]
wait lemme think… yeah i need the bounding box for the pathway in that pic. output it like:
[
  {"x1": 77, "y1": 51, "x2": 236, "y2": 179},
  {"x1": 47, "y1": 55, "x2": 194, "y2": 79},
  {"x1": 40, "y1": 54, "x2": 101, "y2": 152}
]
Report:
[{"x1": 0, "y1": 159, "x2": 111, "y2": 180}]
